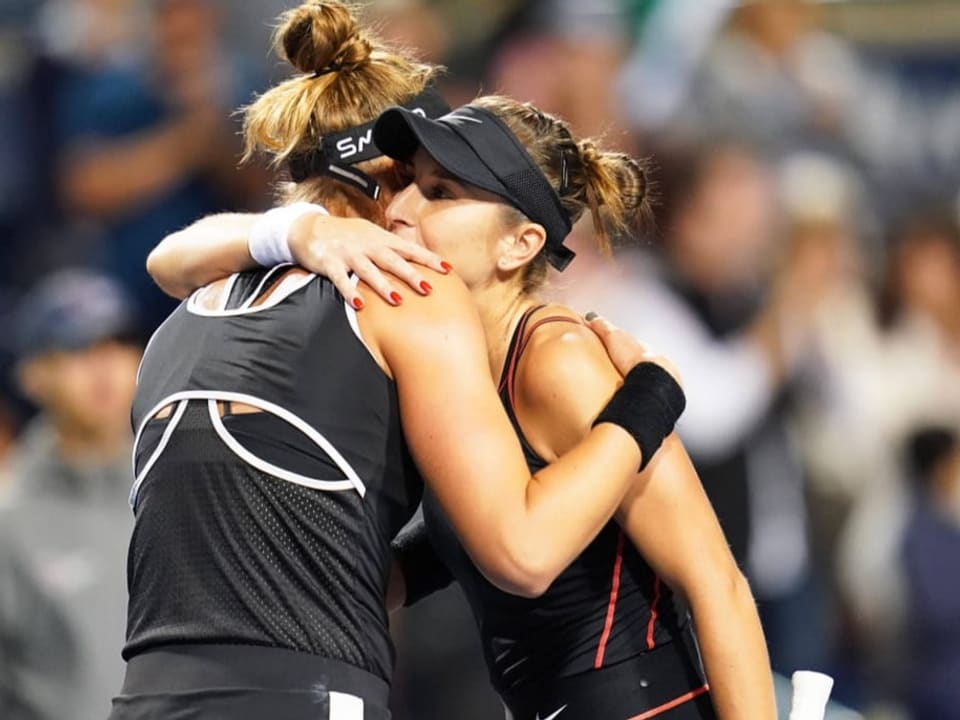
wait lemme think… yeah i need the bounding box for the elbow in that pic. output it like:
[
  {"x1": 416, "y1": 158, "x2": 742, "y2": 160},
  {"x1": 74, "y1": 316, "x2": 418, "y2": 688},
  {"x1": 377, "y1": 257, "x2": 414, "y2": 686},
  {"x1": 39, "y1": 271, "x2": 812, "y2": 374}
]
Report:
[
  {"x1": 503, "y1": 562, "x2": 554, "y2": 599},
  {"x1": 481, "y1": 537, "x2": 559, "y2": 598},
  {"x1": 145, "y1": 243, "x2": 167, "y2": 281},
  {"x1": 687, "y1": 563, "x2": 755, "y2": 613},
  {"x1": 492, "y1": 566, "x2": 553, "y2": 599},
  {"x1": 146, "y1": 237, "x2": 189, "y2": 299},
  {"x1": 727, "y1": 567, "x2": 755, "y2": 604}
]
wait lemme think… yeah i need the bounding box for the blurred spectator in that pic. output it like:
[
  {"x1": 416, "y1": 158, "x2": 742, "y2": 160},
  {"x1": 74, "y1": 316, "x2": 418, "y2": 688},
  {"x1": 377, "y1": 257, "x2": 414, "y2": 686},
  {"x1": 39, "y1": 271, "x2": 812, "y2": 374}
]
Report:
[
  {"x1": 828, "y1": 210, "x2": 960, "y2": 669},
  {"x1": 768, "y1": 164, "x2": 960, "y2": 712},
  {"x1": 0, "y1": 2, "x2": 65, "y2": 289},
  {"x1": 0, "y1": 517, "x2": 78, "y2": 720},
  {"x1": 366, "y1": 0, "x2": 450, "y2": 65},
  {"x1": 623, "y1": 0, "x2": 869, "y2": 162},
  {"x1": 486, "y1": 0, "x2": 633, "y2": 144},
  {"x1": 622, "y1": 0, "x2": 960, "y2": 223},
  {"x1": 901, "y1": 426, "x2": 960, "y2": 720},
  {"x1": 0, "y1": 269, "x2": 142, "y2": 720},
  {"x1": 0, "y1": 399, "x2": 16, "y2": 491},
  {"x1": 880, "y1": 212, "x2": 960, "y2": 377},
  {"x1": 51, "y1": 0, "x2": 269, "y2": 333},
  {"x1": 554, "y1": 141, "x2": 838, "y2": 675}
]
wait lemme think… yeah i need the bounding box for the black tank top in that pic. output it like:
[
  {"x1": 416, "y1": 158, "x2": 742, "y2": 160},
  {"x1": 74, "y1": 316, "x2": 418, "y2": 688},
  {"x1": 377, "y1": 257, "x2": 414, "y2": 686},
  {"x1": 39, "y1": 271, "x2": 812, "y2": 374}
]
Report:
[
  {"x1": 125, "y1": 267, "x2": 421, "y2": 681},
  {"x1": 422, "y1": 306, "x2": 688, "y2": 695}
]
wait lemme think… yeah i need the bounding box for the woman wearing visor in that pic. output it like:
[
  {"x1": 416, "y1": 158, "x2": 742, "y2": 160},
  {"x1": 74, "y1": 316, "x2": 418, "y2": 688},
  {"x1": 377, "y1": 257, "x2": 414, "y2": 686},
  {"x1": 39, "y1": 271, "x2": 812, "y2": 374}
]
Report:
[
  {"x1": 113, "y1": 3, "x2": 687, "y2": 719},
  {"x1": 150, "y1": 64, "x2": 775, "y2": 720}
]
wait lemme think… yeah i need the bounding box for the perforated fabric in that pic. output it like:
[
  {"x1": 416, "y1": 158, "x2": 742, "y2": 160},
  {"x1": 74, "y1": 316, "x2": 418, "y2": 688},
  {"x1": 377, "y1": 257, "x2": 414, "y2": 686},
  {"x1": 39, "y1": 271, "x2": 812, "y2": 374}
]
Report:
[{"x1": 127, "y1": 270, "x2": 422, "y2": 680}]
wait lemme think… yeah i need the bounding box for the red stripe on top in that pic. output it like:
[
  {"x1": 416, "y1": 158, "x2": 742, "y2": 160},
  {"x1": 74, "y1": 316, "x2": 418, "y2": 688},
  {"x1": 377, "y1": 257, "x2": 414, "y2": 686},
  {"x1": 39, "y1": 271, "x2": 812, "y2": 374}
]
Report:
[
  {"x1": 627, "y1": 684, "x2": 710, "y2": 720},
  {"x1": 593, "y1": 529, "x2": 625, "y2": 668},
  {"x1": 646, "y1": 576, "x2": 662, "y2": 650}
]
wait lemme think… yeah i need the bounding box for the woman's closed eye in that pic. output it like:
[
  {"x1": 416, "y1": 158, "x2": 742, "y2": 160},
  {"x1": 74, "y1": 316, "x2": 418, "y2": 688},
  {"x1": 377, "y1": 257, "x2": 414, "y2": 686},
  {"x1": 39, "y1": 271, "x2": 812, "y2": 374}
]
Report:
[
  {"x1": 395, "y1": 161, "x2": 415, "y2": 186},
  {"x1": 423, "y1": 181, "x2": 456, "y2": 201}
]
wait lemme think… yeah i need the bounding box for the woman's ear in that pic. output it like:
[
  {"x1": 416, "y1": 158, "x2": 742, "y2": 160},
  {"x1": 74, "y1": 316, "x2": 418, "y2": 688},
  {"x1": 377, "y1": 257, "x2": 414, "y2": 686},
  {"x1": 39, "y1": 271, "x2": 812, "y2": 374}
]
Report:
[{"x1": 497, "y1": 222, "x2": 547, "y2": 272}]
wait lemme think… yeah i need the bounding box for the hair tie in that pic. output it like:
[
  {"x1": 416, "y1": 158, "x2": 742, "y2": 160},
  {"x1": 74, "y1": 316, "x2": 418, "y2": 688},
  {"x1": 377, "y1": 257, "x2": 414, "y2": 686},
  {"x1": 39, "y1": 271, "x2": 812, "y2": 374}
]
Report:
[
  {"x1": 559, "y1": 151, "x2": 569, "y2": 195},
  {"x1": 313, "y1": 62, "x2": 343, "y2": 77}
]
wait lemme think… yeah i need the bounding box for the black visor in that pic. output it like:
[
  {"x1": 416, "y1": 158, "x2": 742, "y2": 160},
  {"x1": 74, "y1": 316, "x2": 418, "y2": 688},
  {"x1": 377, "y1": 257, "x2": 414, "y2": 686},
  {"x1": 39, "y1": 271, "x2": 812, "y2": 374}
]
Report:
[
  {"x1": 287, "y1": 86, "x2": 450, "y2": 199},
  {"x1": 373, "y1": 105, "x2": 575, "y2": 270}
]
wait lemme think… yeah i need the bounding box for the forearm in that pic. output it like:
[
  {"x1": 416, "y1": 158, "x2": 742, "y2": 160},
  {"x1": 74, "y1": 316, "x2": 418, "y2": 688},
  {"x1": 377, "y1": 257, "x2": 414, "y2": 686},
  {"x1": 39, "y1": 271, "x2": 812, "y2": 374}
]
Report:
[
  {"x1": 687, "y1": 573, "x2": 776, "y2": 720},
  {"x1": 610, "y1": 435, "x2": 776, "y2": 719},
  {"x1": 147, "y1": 213, "x2": 260, "y2": 298},
  {"x1": 61, "y1": 120, "x2": 193, "y2": 216},
  {"x1": 494, "y1": 424, "x2": 641, "y2": 595}
]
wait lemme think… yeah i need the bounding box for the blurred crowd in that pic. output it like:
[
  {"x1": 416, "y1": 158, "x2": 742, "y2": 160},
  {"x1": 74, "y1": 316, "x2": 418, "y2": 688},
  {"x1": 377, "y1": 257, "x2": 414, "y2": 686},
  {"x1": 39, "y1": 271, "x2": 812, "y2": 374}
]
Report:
[{"x1": 1, "y1": 1, "x2": 958, "y2": 719}]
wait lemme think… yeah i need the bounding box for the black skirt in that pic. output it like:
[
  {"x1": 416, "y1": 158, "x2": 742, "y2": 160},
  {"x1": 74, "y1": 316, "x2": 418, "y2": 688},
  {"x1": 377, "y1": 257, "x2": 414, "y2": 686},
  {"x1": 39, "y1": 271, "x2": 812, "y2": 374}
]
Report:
[
  {"x1": 501, "y1": 627, "x2": 717, "y2": 720},
  {"x1": 108, "y1": 644, "x2": 391, "y2": 720}
]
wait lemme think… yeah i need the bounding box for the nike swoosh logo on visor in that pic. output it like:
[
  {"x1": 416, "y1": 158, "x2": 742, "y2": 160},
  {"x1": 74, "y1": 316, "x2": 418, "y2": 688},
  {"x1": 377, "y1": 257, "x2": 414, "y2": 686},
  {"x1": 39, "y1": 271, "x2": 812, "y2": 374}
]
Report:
[
  {"x1": 442, "y1": 112, "x2": 483, "y2": 124},
  {"x1": 535, "y1": 705, "x2": 568, "y2": 720}
]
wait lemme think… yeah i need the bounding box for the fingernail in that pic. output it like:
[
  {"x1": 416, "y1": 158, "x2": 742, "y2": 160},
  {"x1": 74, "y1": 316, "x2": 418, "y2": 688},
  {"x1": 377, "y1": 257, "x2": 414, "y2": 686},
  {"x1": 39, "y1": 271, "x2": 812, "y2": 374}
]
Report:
[
  {"x1": 440, "y1": 261, "x2": 453, "y2": 273},
  {"x1": 352, "y1": 297, "x2": 364, "y2": 310},
  {"x1": 584, "y1": 311, "x2": 599, "y2": 322},
  {"x1": 419, "y1": 281, "x2": 432, "y2": 294},
  {"x1": 390, "y1": 291, "x2": 403, "y2": 305}
]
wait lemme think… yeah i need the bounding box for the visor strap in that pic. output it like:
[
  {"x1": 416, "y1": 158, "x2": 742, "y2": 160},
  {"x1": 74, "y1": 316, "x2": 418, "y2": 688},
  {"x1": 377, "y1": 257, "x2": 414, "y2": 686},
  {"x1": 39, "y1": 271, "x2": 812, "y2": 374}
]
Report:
[
  {"x1": 545, "y1": 244, "x2": 576, "y2": 271},
  {"x1": 325, "y1": 163, "x2": 382, "y2": 200}
]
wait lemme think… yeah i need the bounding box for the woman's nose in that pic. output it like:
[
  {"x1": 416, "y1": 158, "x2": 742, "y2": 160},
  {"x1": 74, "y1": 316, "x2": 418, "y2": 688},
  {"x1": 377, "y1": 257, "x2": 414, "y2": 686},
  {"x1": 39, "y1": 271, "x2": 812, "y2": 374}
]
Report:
[{"x1": 385, "y1": 182, "x2": 422, "y2": 230}]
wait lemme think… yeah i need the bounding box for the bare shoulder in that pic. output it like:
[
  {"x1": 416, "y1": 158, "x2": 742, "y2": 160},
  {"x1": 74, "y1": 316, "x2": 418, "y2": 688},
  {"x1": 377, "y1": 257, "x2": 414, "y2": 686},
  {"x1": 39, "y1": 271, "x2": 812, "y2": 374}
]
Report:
[
  {"x1": 515, "y1": 304, "x2": 621, "y2": 410},
  {"x1": 361, "y1": 267, "x2": 478, "y2": 332},
  {"x1": 358, "y1": 267, "x2": 486, "y2": 371}
]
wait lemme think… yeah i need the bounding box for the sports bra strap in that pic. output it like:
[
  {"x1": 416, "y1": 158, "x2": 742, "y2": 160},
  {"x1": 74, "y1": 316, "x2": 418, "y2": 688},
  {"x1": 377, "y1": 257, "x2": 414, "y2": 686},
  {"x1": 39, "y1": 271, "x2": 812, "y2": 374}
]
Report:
[
  {"x1": 505, "y1": 308, "x2": 582, "y2": 410},
  {"x1": 497, "y1": 305, "x2": 545, "y2": 394}
]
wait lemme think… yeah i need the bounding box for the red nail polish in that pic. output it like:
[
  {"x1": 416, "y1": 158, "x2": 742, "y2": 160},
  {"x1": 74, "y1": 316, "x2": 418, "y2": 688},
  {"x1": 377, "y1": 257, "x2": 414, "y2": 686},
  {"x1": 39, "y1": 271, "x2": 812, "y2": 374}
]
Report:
[
  {"x1": 352, "y1": 297, "x2": 364, "y2": 310},
  {"x1": 440, "y1": 261, "x2": 453, "y2": 273},
  {"x1": 419, "y1": 281, "x2": 432, "y2": 294},
  {"x1": 390, "y1": 291, "x2": 403, "y2": 305}
]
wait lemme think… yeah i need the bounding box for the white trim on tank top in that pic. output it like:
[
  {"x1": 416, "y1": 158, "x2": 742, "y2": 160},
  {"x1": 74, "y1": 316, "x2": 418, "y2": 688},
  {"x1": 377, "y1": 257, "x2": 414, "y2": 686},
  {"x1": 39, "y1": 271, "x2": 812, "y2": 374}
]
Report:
[
  {"x1": 341, "y1": 274, "x2": 380, "y2": 363},
  {"x1": 184, "y1": 267, "x2": 316, "y2": 317},
  {"x1": 206, "y1": 400, "x2": 357, "y2": 495},
  {"x1": 130, "y1": 390, "x2": 367, "y2": 509},
  {"x1": 128, "y1": 399, "x2": 189, "y2": 507},
  {"x1": 239, "y1": 265, "x2": 289, "y2": 309}
]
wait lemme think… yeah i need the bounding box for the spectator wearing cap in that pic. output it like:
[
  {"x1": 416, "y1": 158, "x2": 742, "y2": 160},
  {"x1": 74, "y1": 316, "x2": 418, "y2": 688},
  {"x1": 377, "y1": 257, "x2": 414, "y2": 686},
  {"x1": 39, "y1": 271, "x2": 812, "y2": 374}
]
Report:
[
  {"x1": 7, "y1": 269, "x2": 141, "y2": 501},
  {"x1": 0, "y1": 268, "x2": 141, "y2": 720}
]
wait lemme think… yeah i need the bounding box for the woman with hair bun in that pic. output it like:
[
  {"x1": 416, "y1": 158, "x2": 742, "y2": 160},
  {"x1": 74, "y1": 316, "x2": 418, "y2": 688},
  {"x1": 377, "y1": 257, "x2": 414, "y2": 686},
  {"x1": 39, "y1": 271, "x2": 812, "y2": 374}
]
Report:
[{"x1": 112, "y1": 3, "x2": 689, "y2": 719}]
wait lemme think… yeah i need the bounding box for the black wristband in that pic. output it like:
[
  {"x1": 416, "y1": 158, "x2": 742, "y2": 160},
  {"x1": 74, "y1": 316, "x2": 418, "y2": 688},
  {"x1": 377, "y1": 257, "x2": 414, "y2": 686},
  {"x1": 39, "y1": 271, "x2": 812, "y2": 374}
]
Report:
[{"x1": 593, "y1": 362, "x2": 686, "y2": 470}]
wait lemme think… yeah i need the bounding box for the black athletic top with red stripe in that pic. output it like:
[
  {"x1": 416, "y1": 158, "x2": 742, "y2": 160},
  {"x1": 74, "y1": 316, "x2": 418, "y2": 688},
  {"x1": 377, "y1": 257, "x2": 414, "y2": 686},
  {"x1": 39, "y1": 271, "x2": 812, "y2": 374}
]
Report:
[{"x1": 420, "y1": 306, "x2": 691, "y2": 698}]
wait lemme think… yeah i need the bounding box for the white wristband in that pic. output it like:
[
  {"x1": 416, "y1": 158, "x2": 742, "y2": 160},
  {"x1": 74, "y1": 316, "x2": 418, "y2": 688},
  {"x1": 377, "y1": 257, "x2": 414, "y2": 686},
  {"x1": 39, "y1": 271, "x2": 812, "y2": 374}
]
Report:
[{"x1": 248, "y1": 202, "x2": 328, "y2": 267}]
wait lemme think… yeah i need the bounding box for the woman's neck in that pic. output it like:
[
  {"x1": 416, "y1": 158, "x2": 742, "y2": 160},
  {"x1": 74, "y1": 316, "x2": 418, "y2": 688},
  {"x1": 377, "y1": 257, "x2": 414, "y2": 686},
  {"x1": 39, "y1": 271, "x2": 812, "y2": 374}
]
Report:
[{"x1": 472, "y1": 282, "x2": 539, "y2": 383}]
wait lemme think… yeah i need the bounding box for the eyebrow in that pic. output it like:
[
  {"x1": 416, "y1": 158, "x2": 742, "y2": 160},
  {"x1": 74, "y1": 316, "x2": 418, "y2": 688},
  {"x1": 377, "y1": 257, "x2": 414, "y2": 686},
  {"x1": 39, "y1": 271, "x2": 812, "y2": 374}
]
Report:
[{"x1": 426, "y1": 162, "x2": 461, "y2": 185}]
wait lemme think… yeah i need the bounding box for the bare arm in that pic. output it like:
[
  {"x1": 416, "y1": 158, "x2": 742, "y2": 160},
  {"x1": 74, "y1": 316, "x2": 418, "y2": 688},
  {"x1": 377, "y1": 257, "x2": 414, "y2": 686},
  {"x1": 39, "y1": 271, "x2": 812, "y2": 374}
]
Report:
[
  {"x1": 60, "y1": 113, "x2": 206, "y2": 218},
  {"x1": 616, "y1": 437, "x2": 776, "y2": 720},
  {"x1": 147, "y1": 211, "x2": 448, "y2": 303},
  {"x1": 515, "y1": 322, "x2": 775, "y2": 720},
  {"x1": 147, "y1": 213, "x2": 260, "y2": 299},
  {"x1": 372, "y1": 273, "x2": 660, "y2": 597}
]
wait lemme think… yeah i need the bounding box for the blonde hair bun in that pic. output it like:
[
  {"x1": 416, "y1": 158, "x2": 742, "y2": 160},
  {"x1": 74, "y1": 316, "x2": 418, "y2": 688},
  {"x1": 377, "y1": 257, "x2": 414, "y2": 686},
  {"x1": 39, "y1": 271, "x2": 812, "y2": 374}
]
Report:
[{"x1": 278, "y1": 1, "x2": 372, "y2": 76}]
